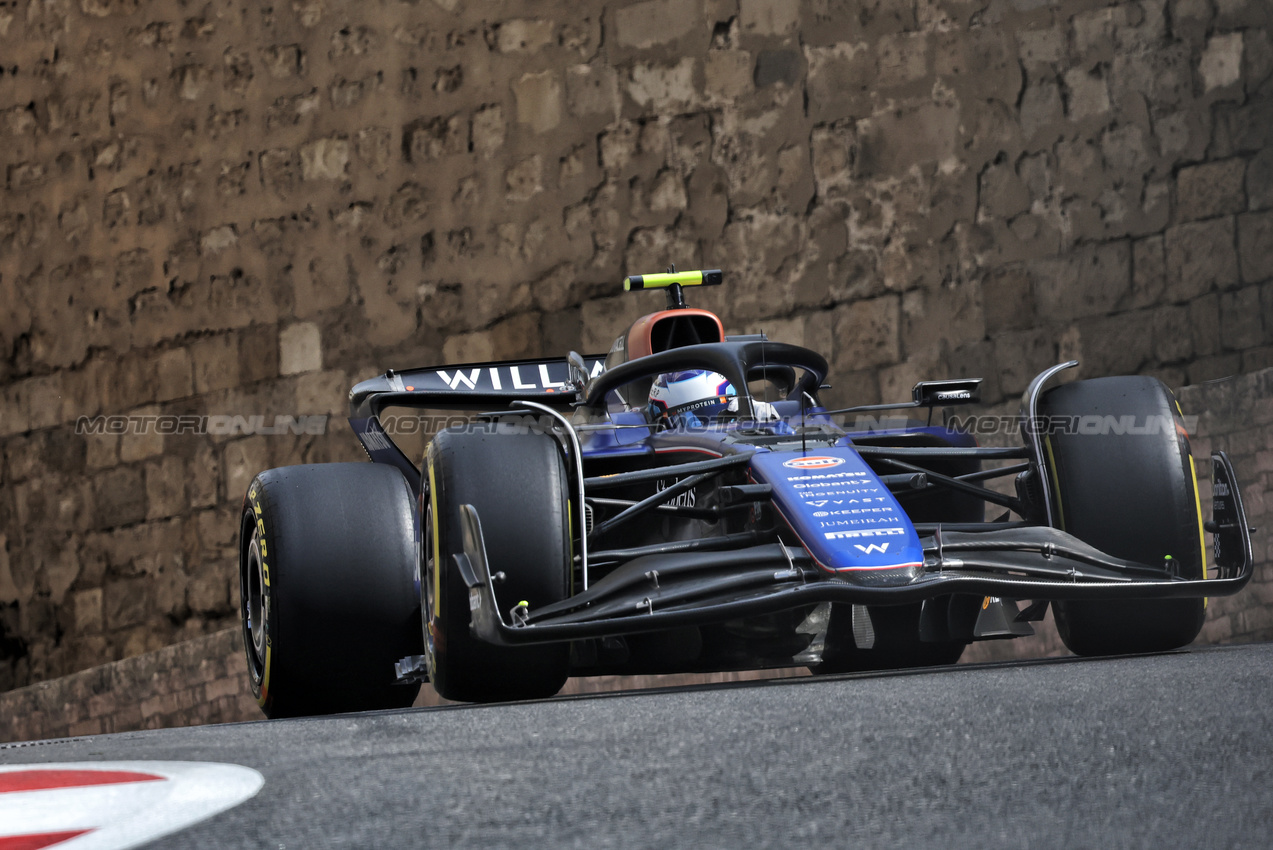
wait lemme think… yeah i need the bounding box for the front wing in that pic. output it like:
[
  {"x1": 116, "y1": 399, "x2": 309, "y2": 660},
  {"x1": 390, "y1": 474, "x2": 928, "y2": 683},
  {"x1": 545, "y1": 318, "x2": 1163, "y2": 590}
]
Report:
[{"x1": 458, "y1": 452, "x2": 1253, "y2": 647}]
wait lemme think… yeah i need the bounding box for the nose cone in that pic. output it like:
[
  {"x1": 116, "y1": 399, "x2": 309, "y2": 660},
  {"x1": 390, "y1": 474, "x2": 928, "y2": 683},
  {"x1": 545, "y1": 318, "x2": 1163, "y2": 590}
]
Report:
[{"x1": 750, "y1": 449, "x2": 924, "y2": 575}]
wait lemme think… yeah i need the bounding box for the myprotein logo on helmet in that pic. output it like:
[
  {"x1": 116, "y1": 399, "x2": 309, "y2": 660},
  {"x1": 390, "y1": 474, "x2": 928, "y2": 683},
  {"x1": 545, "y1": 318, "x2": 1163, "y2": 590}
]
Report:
[
  {"x1": 782, "y1": 456, "x2": 845, "y2": 470},
  {"x1": 649, "y1": 369, "x2": 735, "y2": 423}
]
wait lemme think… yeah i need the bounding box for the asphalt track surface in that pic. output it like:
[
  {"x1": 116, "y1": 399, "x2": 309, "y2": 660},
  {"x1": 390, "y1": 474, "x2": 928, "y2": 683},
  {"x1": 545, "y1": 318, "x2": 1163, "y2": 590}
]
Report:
[{"x1": 3, "y1": 642, "x2": 1272, "y2": 849}]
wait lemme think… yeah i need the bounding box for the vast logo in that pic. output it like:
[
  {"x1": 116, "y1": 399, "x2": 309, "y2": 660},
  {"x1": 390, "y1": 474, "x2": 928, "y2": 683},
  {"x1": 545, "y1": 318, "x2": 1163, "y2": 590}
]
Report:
[
  {"x1": 803, "y1": 491, "x2": 882, "y2": 506},
  {"x1": 782, "y1": 456, "x2": 845, "y2": 470}
]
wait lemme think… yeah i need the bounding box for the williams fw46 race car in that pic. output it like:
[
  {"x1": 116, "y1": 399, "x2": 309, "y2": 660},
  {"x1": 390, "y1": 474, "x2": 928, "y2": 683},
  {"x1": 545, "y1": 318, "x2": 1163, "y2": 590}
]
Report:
[{"x1": 238, "y1": 271, "x2": 1253, "y2": 716}]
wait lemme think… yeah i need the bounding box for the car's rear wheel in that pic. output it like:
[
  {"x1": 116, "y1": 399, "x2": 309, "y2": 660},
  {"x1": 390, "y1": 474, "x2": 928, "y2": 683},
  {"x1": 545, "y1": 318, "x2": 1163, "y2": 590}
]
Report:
[
  {"x1": 424, "y1": 426, "x2": 572, "y2": 702},
  {"x1": 809, "y1": 602, "x2": 967, "y2": 674},
  {"x1": 1038, "y1": 376, "x2": 1207, "y2": 656},
  {"x1": 239, "y1": 463, "x2": 423, "y2": 718}
]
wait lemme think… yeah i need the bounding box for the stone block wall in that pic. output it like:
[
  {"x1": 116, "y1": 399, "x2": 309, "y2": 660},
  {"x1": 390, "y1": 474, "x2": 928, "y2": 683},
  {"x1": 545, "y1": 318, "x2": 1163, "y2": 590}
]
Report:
[
  {"x1": 2, "y1": 0, "x2": 1272, "y2": 691},
  {"x1": 0, "y1": 627, "x2": 256, "y2": 743}
]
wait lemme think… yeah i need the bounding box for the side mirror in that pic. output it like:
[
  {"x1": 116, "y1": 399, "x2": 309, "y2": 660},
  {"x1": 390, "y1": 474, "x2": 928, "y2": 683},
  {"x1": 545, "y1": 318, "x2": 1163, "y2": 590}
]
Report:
[
  {"x1": 912, "y1": 379, "x2": 982, "y2": 407},
  {"x1": 567, "y1": 351, "x2": 590, "y2": 397}
]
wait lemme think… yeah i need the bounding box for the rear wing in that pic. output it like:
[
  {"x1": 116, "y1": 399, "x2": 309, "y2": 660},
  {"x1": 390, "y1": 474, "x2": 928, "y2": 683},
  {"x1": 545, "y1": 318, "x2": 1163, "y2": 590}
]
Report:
[
  {"x1": 348, "y1": 355, "x2": 605, "y2": 493},
  {"x1": 349, "y1": 355, "x2": 607, "y2": 419}
]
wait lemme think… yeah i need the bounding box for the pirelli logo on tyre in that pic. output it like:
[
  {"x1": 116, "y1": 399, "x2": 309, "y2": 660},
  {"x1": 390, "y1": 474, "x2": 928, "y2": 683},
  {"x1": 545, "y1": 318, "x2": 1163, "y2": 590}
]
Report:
[{"x1": 782, "y1": 456, "x2": 845, "y2": 470}]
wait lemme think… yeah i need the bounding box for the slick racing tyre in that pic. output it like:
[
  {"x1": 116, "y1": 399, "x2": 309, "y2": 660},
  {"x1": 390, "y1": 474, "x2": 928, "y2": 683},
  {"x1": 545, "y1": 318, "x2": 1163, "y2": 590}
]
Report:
[
  {"x1": 424, "y1": 426, "x2": 572, "y2": 702},
  {"x1": 810, "y1": 602, "x2": 967, "y2": 675},
  {"x1": 239, "y1": 463, "x2": 422, "y2": 718},
  {"x1": 1038, "y1": 376, "x2": 1207, "y2": 656}
]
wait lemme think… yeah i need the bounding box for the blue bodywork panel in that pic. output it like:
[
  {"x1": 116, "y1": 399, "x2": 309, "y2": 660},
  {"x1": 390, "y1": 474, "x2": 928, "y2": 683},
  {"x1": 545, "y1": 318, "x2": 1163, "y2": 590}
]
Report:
[{"x1": 748, "y1": 448, "x2": 925, "y2": 573}]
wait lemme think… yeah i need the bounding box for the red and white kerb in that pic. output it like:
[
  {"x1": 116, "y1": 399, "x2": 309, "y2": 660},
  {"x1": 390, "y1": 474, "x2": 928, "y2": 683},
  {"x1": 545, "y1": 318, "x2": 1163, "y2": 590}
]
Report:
[{"x1": 0, "y1": 762, "x2": 263, "y2": 850}]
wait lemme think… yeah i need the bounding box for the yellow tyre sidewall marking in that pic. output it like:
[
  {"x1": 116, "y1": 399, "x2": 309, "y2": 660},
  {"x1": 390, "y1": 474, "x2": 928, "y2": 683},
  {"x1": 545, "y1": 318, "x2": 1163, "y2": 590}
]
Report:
[
  {"x1": 1043, "y1": 436, "x2": 1065, "y2": 530},
  {"x1": 1176, "y1": 397, "x2": 1208, "y2": 603},
  {"x1": 1189, "y1": 453, "x2": 1208, "y2": 607},
  {"x1": 247, "y1": 490, "x2": 272, "y2": 707},
  {"x1": 428, "y1": 456, "x2": 441, "y2": 620}
]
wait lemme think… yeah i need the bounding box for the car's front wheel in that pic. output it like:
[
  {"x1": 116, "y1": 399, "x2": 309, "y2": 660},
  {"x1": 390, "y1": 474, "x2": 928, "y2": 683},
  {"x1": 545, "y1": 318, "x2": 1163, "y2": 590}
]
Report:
[
  {"x1": 423, "y1": 426, "x2": 572, "y2": 702},
  {"x1": 1039, "y1": 376, "x2": 1207, "y2": 656}
]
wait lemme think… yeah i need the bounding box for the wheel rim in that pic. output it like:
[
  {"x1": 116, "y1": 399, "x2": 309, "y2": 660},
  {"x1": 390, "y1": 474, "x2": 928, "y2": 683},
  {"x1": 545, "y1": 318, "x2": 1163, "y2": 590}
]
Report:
[{"x1": 244, "y1": 527, "x2": 267, "y2": 670}]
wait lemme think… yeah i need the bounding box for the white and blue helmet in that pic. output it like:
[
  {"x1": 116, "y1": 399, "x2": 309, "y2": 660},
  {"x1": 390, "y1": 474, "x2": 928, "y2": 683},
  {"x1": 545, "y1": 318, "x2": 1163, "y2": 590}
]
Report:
[{"x1": 648, "y1": 370, "x2": 736, "y2": 426}]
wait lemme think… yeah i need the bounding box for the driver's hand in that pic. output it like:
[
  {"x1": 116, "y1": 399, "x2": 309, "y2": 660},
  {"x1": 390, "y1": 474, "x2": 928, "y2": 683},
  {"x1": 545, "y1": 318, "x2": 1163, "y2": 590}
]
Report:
[{"x1": 727, "y1": 398, "x2": 780, "y2": 422}]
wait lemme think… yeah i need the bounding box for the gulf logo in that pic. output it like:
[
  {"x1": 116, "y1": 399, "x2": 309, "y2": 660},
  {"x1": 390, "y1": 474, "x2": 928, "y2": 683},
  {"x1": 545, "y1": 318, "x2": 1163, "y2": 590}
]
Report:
[
  {"x1": 782, "y1": 456, "x2": 845, "y2": 470},
  {"x1": 0, "y1": 762, "x2": 263, "y2": 850}
]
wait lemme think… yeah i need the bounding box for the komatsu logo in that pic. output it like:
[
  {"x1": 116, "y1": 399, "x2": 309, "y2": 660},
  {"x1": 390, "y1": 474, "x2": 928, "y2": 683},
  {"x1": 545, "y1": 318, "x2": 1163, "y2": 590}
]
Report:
[
  {"x1": 824, "y1": 527, "x2": 906, "y2": 540},
  {"x1": 786, "y1": 471, "x2": 866, "y2": 482},
  {"x1": 783, "y1": 456, "x2": 845, "y2": 469}
]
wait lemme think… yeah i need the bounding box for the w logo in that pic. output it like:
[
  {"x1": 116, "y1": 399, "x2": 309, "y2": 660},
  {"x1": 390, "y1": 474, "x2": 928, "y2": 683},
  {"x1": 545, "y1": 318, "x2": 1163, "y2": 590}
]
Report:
[
  {"x1": 436, "y1": 368, "x2": 481, "y2": 390},
  {"x1": 853, "y1": 543, "x2": 890, "y2": 555}
]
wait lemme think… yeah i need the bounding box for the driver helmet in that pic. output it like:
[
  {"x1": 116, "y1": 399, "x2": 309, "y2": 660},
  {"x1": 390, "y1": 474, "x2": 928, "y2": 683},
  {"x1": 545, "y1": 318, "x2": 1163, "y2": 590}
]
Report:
[{"x1": 648, "y1": 370, "x2": 735, "y2": 428}]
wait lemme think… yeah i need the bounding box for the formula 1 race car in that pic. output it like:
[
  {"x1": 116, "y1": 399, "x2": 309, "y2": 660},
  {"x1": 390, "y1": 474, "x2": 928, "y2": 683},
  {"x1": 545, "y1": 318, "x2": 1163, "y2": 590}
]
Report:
[{"x1": 238, "y1": 271, "x2": 1253, "y2": 716}]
